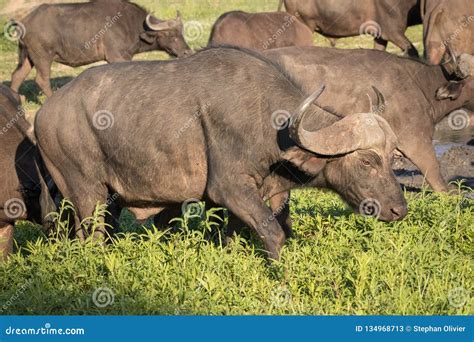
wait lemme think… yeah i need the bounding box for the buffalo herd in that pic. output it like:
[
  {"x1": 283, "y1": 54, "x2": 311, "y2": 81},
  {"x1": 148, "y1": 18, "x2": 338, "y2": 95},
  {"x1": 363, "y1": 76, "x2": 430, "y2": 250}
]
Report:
[{"x1": 1, "y1": 0, "x2": 472, "y2": 261}]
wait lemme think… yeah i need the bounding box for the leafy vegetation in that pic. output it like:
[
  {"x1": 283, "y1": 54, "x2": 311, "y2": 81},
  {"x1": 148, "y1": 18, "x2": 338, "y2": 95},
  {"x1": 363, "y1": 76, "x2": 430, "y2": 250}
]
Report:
[
  {"x1": 0, "y1": 0, "x2": 471, "y2": 315},
  {"x1": 0, "y1": 188, "x2": 472, "y2": 315}
]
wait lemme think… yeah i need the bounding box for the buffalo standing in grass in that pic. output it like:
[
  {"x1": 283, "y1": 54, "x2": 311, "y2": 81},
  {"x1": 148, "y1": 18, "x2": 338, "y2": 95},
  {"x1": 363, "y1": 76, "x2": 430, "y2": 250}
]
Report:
[
  {"x1": 10, "y1": 0, "x2": 192, "y2": 97},
  {"x1": 35, "y1": 47, "x2": 407, "y2": 260},
  {"x1": 208, "y1": 11, "x2": 313, "y2": 51},
  {"x1": 279, "y1": 0, "x2": 422, "y2": 57},
  {"x1": 0, "y1": 85, "x2": 54, "y2": 260},
  {"x1": 263, "y1": 46, "x2": 474, "y2": 194},
  {"x1": 421, "y1": 0, "x2": 474, "y2": 65}
]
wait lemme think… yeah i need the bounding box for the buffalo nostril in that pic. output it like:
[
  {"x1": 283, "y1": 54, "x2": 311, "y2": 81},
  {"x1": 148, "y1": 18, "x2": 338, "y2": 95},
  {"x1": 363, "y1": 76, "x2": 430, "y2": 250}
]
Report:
[{"x1": 390, "y1": 205, "x2": 407, "y2": 220}]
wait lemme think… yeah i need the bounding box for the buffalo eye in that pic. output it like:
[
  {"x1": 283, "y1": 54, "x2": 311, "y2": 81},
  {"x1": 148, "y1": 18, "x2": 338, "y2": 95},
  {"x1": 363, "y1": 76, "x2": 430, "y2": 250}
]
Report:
[{"x1": 362, "y1": 159, "x2": 371, "y2": 167}]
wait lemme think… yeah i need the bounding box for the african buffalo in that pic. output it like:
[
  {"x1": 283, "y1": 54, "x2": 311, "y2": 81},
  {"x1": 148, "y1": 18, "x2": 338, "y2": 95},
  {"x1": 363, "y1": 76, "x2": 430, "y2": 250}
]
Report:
[
  {"x1": 35, "y1": 47, "x2": 406, "y2": 260},
  {"x1": 263, "y1": 46, "x2": 474, "y2": 193},
  {"x1": 0, "y1": 84, "x2": 54, "y2": 260},
  {"x1": 208, "y1": 11, "x2": 313, "y2": 51},
  {"x1": 421, "y1": 0, "x2": 474, "y2": 65},
  {"x1": 10, "y1": 0, "x2": 192, "y2": 97},
  {"x1": 280, "y1": 0, "x2": 422, "y2": 57}
]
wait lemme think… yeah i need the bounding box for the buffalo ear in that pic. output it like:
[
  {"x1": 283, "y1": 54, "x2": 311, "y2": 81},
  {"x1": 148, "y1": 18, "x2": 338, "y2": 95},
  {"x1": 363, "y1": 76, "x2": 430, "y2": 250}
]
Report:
[
  {"x1": 139, "y1": 32, "x2": 156, "y2": 44},
  {"x1": 436, "y1": 81, "x2": 464, "y2": 100},
  {"x1": 281, "y1": 147, "x2": 327, "y2": 175}
]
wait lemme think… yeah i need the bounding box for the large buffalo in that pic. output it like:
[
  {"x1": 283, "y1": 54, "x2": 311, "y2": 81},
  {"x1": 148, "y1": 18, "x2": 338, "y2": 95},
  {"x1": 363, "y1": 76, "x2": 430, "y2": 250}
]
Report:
[
  {"x1": 421, "y1": 0, "x2": 474, "y2": 65},
  {"x1": 10, "y1": 0, "x2": 192, "y2": 97},
  {"x1": 35, "y1": 47, "x2": 407, "y2": 260},
  {"x1": 263, "y1": 46, "x2": 474, "y2": 193},
  {"x1": 0, "y1": 84, "x2": 54, "y2": 260},
  {"x1": 280, "y1": 0, "x2": 421, "y2": 57},
  {"x1": 208, "y1": 11, "x2": 313, "y2": 51}
]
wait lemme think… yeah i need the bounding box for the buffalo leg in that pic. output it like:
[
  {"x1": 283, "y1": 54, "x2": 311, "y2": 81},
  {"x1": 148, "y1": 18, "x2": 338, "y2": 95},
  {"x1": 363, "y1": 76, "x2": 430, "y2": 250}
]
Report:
[
  {"x1": 212, "y1": 186, "x2": 286, "y2": 260},
  {"x1": 33, "y1": 60, "x2": 53, "y2": 97},
  {"x1": 62, "y1": 180, "x2": 108, "y2": 241},
  {"x1": 388, "y1": 34, "x2": 419, "y2": 58},
  {"x1": 102, "y1": 200, "x2": 122, "y2": 239},
  {"x1": 0, "y1": 224, "x2": 14, "y2": 262},
  {"x1": 269, "y1": 192, "x2": 292, "y2": 238},
  {"x1": 11, "y1": 55, "x2": 33, "y2": 94},
  {"x1": 374, "y1": 38, "x2": 388, "y2": 51},
  {"x1": 401, "y1": 142, "x2": 448, "y2": 192},
  {"x1": 225, "y1": 192, "x2": 293, "y2": 242}
]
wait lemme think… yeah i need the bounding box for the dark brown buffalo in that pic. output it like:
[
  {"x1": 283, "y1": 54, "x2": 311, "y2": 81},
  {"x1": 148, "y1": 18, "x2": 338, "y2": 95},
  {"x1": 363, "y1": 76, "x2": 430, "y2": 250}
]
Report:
[
  {"x1": 0, "y1": 84, "x2": 54, "y2": 261},
  {"x1": 280, "y1": 0, "x2": 422, "y2": 57},
  {"x1": 263, "y1": 46, "x2": 474, "y2": 193},
  {"x1": 208, "y1": 11, "x2": 313, "y2": 51},
  {"x1": 10, "y1": 0, "x2": 192, "y2": 97},
  {"x1": 422, "y1": 0, "x2": 474, "y2": 65},
  {"x1": 35, "y1": 47, "x2": 406, "y2": 260}
]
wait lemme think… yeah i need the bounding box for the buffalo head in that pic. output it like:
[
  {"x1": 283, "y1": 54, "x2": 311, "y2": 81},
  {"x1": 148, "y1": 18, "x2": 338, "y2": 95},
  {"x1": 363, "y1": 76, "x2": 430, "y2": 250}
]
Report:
[
  {"x1": 289, "y1": 86, "x2": 407, "y2": 221},
  {"x1": 141, "y1": 11, "x2": 192, "y2": 58}
]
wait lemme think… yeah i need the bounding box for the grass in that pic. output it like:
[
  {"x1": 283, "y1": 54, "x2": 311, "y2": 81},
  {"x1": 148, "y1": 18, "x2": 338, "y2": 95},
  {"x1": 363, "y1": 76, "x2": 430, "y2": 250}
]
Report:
[
  {"x1": 0, "y1": 188, "x2": 473, "y2": 315},
  {"x1": 0, "y1": 0, "x2": 472, "y2": 315}
]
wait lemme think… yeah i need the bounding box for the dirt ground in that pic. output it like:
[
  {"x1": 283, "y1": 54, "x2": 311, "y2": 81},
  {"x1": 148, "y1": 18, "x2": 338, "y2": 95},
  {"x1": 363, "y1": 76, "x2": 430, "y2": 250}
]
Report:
[{"x1": 394, "y1": 145, "x2": 474, "y2": 191}]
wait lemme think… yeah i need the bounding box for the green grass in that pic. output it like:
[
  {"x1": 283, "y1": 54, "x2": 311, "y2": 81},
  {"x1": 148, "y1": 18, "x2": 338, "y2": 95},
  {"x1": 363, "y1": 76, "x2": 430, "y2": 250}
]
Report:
[
  {"x1": 0, "y1": 0, "x2": 472, "y2": 316},
  {"x1": 0, "y1": 188, "x2": 473, "y2": 315}
]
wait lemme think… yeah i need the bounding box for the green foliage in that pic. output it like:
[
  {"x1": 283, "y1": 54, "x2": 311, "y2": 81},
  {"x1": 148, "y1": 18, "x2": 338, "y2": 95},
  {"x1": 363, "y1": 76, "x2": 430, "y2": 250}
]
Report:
[
  {"x1": 0, "y1": 0, "x2": 470, "y2": 316},
  {"x1": 0, "y1": 189, "x2": 472, "y2": 315}
]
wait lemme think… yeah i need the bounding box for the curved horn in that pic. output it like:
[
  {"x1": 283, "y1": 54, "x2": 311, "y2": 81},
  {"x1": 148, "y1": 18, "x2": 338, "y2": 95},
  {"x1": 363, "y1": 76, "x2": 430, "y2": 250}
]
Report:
[
  {"x1": 289, "y1": 84, "x2": 325, "y2": 146},
  {"x1": 368, "y1": 86, "x2": 386, "y2": 114},
  {"x1": 146, "y1": 14, "x2": 173, "y2": 31},
  {"x1": 290, "y1": 87, "x2": 395, "y2": 155}
]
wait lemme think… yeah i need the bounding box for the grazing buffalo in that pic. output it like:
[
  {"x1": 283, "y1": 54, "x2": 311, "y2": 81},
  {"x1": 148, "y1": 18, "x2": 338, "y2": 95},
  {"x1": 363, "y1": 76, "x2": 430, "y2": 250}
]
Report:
[
  {"x1": 10, "y1": 0, "x2": 192, "y2": 97},
  {"x1": 263, "y1": 46, "x2": 474, "y2": 193},
  {"x1": 208, "y1": 11, "x2": 313, "y2": 51},
  {"x1": 280, "y1": 0, "x2": 422, "y2": 57},
  {"x1": 421, "y1": 0, "x2": 474, "y2": 65},
  {"x1": 35, "y1": 47, "x2": 406, "y2": 260},
  {"x1": 0, "y1": 85, "x2": 54, "y2": 260}
]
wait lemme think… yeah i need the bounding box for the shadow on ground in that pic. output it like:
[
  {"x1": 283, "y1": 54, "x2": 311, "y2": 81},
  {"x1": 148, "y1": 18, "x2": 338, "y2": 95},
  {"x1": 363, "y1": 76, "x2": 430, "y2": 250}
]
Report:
[{"x1": 2, "y1": 76, "x2": 74, "y2": 104}]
